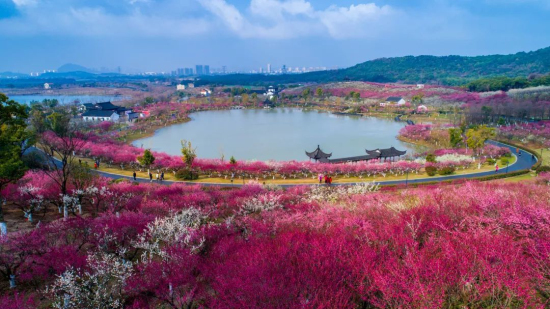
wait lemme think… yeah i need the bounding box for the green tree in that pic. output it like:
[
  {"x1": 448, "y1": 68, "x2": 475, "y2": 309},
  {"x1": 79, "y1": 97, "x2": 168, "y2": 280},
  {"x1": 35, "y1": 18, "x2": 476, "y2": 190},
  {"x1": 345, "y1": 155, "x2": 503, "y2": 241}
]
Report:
[
  {"x1": 137, "y1": 149, "x2": 155, "y2": 169},
  {"x1": 412, "y1": 93, "x2": 424, "y2": 104},
  {"x1": 181, "y1": 140, "x2": 197, "y2": 168},
  {"x1": 301, "y1": 88, "x2": 311, "y2": 100},
  {"x1": 352, "y1": 92, "x2": 361, "y2": 101},
  {"x1": 315, "y1": 87, "x2": 323, "y2": 97},
  {"x1": 466, "y1": 125, "x2": 495, "y2": 156},
  {"x1": 0, "y1": 93, "x2": 31, "y2": 232},
  {"x1": 229, "y1": 156, "x2": 237, "y2": 165},
  {"x1": 47, "y1": 112, "x2": 71, "y2": 136},
  {"x1": 448, "y1": 128, "x2": 463, "y2": 148}
]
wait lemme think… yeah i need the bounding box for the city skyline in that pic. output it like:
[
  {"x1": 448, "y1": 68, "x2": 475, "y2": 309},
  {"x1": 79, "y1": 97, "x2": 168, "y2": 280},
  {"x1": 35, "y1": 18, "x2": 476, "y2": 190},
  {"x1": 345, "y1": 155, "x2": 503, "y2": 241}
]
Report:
[{"x1": 1, "y1": 0, "x2": 550, "y2": 72}]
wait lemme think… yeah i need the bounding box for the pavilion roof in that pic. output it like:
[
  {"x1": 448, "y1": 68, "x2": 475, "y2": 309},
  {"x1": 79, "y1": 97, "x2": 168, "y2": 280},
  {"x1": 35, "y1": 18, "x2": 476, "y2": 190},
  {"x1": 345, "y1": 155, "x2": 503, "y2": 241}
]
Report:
[
  {"x1": 306, "y1": 145, "x2": 332, "y2": 160},
  {"x1": 366, "y1": 147, "x2": 407, "y2": 157}
]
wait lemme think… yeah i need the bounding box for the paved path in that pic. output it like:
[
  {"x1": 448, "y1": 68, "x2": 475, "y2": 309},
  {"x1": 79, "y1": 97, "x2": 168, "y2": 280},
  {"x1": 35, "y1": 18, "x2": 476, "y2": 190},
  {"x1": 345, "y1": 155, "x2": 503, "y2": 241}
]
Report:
[{"x1": 83, "y1": 140, "x2": 537, "y2": 188}]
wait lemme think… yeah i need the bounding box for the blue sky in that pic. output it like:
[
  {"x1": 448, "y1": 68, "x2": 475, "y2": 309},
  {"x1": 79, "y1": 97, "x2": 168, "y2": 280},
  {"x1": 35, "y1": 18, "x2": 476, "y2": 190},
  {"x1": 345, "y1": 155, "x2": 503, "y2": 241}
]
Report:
[{"x1": 0, "y1": 0, "x2": 549, "y2": 73}]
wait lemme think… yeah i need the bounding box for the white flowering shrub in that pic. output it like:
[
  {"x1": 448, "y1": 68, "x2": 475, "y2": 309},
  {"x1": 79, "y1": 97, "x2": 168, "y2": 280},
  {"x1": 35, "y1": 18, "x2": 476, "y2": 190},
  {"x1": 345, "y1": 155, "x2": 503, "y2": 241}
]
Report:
[
  {"x1": 241, "y1": 193, "x2": 282, "y2": 214},
  {"x1": 343, "y1": 182, "x2": 380, "y2": 195},
  {"x1": 435, "y1": 154, "x2": 473, "y2": 163},
  {"x1": 134, "y1": 208, "x2": 205, "y2": 261},
  {"x1": 47, "y1": 253, "x2": 132, "y2": 309},
  {"x1": 306, "y1": 182, "x2": 380, "y2": 203}
]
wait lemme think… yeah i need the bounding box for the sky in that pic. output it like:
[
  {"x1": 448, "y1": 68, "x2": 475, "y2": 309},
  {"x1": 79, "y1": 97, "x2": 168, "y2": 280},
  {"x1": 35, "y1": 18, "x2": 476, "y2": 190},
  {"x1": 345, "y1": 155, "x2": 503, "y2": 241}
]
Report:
[{"x1": 0, "y1": 0, "x2": 549, "y2": 73}]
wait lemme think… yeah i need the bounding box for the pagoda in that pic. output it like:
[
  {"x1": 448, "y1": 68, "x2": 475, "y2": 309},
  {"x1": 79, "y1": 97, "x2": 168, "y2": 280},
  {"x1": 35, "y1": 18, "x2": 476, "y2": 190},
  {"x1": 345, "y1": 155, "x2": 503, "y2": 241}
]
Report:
[{"x1": 306, "y1": 145, "x2": 332, "y2": 162}]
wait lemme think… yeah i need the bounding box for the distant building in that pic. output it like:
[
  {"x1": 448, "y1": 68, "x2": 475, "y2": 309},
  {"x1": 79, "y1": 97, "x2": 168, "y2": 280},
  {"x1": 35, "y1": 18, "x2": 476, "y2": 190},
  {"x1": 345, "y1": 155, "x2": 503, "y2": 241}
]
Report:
[
  {"x1": 185, "y1": 68, "x2": 193, "y2": 75},
  {"x1": 81, "y1": 101, "x2": 131, "y2": 117},
  {"x1": 222, "y1": 65, "x2": 226, "y2": 74},
  {"x1": 177, "y1": 68, "x2": 184, "y2": 76},
  {"x1": 267, "y1": 64, "x2": 271, "y2": 73},
  {"x1": 176, "y1": 84, "x2": 186, "y2": 91},
  {"x1": 264, "y1": 86, "x2": 277, "y2": 99},
  {"x1": 44, "y1": 83, "x2": 51, "y2": 89},
  {"x1": 417, "y1": 84, "x2": 425, "y2": 89},
  {"x1": 281, "y1": 65, "x2": 287, "y2": 73},
  {"x1": 200, "y1": 88, "x2": 212, "y2": 96},
  {"x1": 204, "y1": 65, "x2": 210, "y2": 75},
  {"x1": 196, "y1": 65, "x2": 203, "y2": 75},
  {"x1": 380, "y1": 96, "x2": 406, "y2": 107},
  {"x1": 82, "y1": 110, "x2": 120, "y2": 122},
  {"x1": 188, "y1": 83, "x2": 195, "y2": 88}
]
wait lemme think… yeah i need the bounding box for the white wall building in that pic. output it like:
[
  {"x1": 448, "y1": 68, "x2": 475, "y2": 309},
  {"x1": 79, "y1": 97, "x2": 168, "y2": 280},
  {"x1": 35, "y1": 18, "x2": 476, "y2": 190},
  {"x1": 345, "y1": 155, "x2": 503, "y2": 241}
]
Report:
[
  {"x1": 176, "y1": 84, "x2": 186, "y2": 90},
  {"x1": 82, "y1": 110, "x2": 120, "y2": 122}
]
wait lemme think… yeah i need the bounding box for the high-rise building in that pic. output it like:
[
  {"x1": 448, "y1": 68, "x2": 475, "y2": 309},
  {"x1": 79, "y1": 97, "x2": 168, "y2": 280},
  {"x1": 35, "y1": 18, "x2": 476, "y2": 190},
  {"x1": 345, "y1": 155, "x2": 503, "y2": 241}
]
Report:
[
  {"x1": 185, "y1": 68, "x2": 193, "y2": 75},
  {"x1": 204, "y1": 65, "x2": 210, "y2": 75},
  {"x1": 196, "y1": 65, "x2": 203, "y2": 75},
  {"x1": 177, "y1": 68, "x2": 184, "y2": 76},
  {"x1": 282, "y1": 65, "x2": 287, "y2": 74},
  {"x1": 267, "y1": 63, "x2": 271, "y2": 73},
  {"x1": 222, "y1": 66, "x2": 226, "y2": 74}
]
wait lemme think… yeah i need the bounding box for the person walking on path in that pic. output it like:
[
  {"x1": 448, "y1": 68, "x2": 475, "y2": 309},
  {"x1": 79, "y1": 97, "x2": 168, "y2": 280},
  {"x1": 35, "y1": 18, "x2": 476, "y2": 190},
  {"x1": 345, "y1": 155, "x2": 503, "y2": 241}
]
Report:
[
  {"x1": 133, "y1": 171, "x2": 137, "y2": 181},
  {"x1": 328, "y1": 176, "x2": 333, "y2": 185},
  {"x1": 155, "y1": 172, "x2": 159, "y2": 182},
  {"x1": 324, "y1": 175, "x2": 329, "y2": 184},
  {"x1": 94, "y1": 162, "x2": 98, "y2": 169},
  {"x1": 149, "y1": 172, "x2": 153, "y2": 182},
  {"x1": 318, "y1": 173, "x2": 323, "y2": 184},
  {"x1": 495, "y1": 164, "x2": 499, "y2": 173},
  {"x1": 161, "y1": 171, "x2": 165, "y2": 182}
]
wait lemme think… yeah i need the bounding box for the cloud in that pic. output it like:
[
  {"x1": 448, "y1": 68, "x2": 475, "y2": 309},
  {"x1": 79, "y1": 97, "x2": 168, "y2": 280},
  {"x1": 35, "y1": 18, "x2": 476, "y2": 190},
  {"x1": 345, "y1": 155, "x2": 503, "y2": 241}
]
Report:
[
  {"x1": 199, "y1": 0, "x2": 395, "y2": 39},
  {"x1": 1, "y1": 0, "x2": 211, "y2": 37}
]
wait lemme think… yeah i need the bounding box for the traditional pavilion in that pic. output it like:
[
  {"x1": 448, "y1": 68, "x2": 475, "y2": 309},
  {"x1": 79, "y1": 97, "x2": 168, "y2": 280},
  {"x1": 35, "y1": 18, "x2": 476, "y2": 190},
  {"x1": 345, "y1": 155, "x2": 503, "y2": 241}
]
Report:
[
  {"x1": 306, "y1": 145, "x2": 332, "y2": 162},
  {"x1": 306, "y1": 145, "x2": 407, "y2": 164},
  {"x1": 366, "y1": 147, "x2": 407, "y2": 162}
]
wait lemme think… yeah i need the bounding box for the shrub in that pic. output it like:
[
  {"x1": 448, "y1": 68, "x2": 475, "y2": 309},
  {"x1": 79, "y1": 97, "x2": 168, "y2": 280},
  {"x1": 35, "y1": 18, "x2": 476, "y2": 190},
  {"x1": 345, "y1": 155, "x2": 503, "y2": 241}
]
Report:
[
  {"x1": 536, "y1": 165, "x2": 550, "y2": 175},
  {"x1": 487, "y1": 158, "x2": 496, "y2": 165},
  {"x1": 438, "y1": 166, "x2": 456, "y2": 175},
  {"x1": 426, "y1": 153, "x2": 436, "y2": 163},
  {"x1": 500, "y1": 157, "x2": 510, "y2": 166},
  {"x1": 175, "y1": 169, "x2": 199, "y2": 180},
  {"x1": 425, "y1": 166, "x2": 437, "y2": 176}
]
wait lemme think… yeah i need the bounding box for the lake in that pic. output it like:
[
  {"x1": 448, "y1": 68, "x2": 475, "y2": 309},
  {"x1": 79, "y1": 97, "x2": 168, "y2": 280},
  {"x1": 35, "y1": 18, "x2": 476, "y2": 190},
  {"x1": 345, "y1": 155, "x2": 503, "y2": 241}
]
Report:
[
  {"x1": 9, "y1": 94, "x2": 129, "y2": 104},
  {"x1": 133, "y1": 108, "x2": 415, "y2": 161}
]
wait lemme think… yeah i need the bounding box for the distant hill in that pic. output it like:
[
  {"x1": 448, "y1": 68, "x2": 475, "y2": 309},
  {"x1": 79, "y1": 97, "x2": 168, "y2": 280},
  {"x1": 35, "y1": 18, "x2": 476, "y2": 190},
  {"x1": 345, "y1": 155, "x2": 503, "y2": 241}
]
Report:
[
  {"x1": 202, "y1": 46, "x2": 550, "y2": 86},
  {"x1": 57, "y1": 63, "x2": 95, "y2": 73}
]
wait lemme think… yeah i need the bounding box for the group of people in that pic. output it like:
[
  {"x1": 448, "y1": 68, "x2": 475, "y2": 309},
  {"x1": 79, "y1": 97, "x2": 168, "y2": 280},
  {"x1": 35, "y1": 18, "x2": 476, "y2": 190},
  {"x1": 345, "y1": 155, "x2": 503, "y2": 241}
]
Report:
[
  {"x1": 132, "y1": 170, "x2": 165, "y2": 182},
  {"x1": 318, "y1": 173, "x2": 333, "y2": 185}
]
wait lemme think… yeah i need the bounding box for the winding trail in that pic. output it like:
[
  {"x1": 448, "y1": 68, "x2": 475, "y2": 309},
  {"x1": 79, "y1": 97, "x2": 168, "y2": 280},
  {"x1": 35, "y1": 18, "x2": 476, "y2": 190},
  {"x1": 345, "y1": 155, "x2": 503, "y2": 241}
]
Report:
[{"x1": 86, "y1": 140, "x2": 537, "y2": 187}]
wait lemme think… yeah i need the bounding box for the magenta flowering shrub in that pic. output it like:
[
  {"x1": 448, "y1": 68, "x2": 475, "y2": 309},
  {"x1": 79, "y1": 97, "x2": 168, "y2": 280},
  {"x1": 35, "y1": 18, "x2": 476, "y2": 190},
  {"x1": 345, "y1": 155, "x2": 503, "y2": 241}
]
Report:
[
  {"x1": 399, "y1": 124, "x2": 433, "y2": 141},
  {"x1": 499, "y1": 120, "x2": 550, "y2": 146},
  {"x1": 1, "y1": 173, "x2": 550, "y2": 307}
]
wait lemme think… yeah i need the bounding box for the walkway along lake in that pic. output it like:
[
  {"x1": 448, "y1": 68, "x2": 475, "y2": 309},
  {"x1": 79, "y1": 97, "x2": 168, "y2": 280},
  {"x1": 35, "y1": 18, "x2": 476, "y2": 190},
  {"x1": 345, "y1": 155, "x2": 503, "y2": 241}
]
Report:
[{"x1": 133, "y1": 108, "x2": 417, "y2": 161}]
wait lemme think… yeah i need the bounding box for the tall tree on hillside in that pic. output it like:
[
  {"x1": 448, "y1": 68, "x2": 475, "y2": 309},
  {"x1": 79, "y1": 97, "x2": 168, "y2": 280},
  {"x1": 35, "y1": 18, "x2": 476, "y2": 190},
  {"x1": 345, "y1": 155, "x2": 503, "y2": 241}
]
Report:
[{"x1": 0, "y1": 93, "x2": 32, "y2": 234}]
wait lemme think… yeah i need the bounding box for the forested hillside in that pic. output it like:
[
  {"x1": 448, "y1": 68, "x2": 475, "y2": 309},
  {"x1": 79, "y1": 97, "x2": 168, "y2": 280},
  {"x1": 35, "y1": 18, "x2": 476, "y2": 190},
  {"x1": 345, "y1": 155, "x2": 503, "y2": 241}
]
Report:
[{"x1": 201, "y1": 46, "x2": 550, "y2": 86}]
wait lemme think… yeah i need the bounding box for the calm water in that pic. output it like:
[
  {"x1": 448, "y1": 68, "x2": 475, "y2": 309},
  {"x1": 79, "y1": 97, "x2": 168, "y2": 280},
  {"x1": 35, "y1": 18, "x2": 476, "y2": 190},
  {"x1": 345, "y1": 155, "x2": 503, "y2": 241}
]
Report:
[
  {"x1": 9, "y1": 95, "x2": 128, "y2": 104},
  {"x1": 133, "y1": 108, "x2": 414, "y2": 161}
]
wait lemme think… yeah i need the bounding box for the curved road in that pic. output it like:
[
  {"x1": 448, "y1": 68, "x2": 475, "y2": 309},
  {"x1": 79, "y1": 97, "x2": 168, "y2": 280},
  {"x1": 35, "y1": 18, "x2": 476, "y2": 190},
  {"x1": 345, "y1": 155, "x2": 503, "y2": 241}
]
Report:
[{"x1": 86, "y1": 140, "x2": 537, "y2": 187}]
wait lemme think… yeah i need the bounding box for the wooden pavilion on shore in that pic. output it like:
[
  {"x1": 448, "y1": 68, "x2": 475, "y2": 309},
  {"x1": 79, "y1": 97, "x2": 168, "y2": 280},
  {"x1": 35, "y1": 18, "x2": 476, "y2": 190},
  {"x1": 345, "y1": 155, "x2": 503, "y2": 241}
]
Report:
[
  {"x1": 306, "y1": 145, "x2": 407, "y2": 164},
  {"x1": 366, "y1": 147, "x2": 407, "y2": 162}
]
